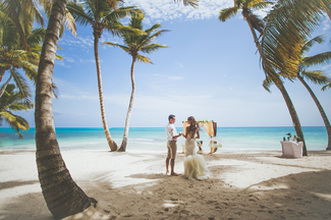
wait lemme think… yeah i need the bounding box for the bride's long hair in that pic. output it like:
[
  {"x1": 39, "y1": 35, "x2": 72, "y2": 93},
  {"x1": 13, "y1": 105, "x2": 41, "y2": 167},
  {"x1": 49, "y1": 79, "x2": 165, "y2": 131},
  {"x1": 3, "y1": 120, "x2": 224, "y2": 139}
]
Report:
[{"x1": 187, "y1": 116, "x2": 199, "y2": 133}]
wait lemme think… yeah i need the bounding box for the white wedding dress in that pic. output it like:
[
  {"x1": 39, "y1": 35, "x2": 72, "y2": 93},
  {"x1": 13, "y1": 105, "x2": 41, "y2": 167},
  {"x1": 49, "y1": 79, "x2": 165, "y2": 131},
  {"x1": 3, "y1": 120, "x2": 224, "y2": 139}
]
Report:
[{"x1": 184, "y1": 136, "x2": 211, "y2": 180}]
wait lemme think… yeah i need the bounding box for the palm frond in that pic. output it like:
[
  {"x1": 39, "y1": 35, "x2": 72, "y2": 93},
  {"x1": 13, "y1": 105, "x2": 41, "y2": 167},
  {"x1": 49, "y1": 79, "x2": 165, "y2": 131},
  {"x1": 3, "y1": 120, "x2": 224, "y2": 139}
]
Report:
[
  {"x1": 174, "y1": 0, "x2": 198, "y2": 8},
  {"x1": 219, "y1": 7, "x2": 239, "y2": 22},
  {"x1": 144, "y1": 23, "x2": 161, "y2": 34},
  {"x1": 108, "y1": 22, "x2": 145, "y2": 37},
  {"x1": 262, "y1": 77, "x2": 273, "y2": 93},
  {"x1": 302, "y1": 51, "x2": 331, "y2": 67},
  {"x1": 301, "y1": 70, "x2": 328, "y2": 85},
  {"x1": 136, "y1": 54, "x2": 152, "y2": 64},
  {"x1": 0, "y1": 83, "x2": 32, "y2": 137},
  {"x1": 141, "y1": 43, "x2": 168, "y2": 54},
  {"x1": 102, "y1": 41, "x2": 130, "y2": 53},
  {"x1": 1, "y1": 110, "x2": 29, "y2": 138},
  {"x1": 10, "y1": 68, "x2": 32, "y2": 100},
  {"x1": 67, "y1": 2, "x2": 93, "y2": 27},
  {"x1": 104, "y1": 6, "x2": 142, "y2": 23},
  {"x1": 261, "y1": 0, "x2": 330, "y2": 78},
  {"x1": 140, "y1": 29, "x2": 170, "y2": 47},
  {"x1": 27, "y1": 28, "x2": 46, "y2": 46},
  {"x1": 64, "y1": 8, "x2": 78, "y2": 37},
  {"x1": 248, "y1": 1, "x2": 274, "y2": 10},
  {"x1": 322, "y1": 81, "x2": 331, "y2": 91},
  {"x1": 301, "y1": 35, "x2": 323, "y2": 53}
]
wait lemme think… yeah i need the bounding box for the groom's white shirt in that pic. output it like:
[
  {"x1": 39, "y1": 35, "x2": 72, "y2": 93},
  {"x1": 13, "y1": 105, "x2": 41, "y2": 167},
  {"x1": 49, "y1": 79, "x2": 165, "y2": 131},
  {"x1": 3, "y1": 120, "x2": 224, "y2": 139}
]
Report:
[{"x1": 166, "y1": 123, "x2": 178, "y2": 141}]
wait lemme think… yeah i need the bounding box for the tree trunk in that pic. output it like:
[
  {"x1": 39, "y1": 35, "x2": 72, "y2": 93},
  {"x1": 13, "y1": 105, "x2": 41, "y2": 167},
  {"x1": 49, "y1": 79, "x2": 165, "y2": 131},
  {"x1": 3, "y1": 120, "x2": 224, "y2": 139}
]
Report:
[
  {"x1": 119, "y1": 58, "x2": 136, "y2": 152},
  {"x1": 246, "y1": 20, "x2": 307, "y2": 156},
  {"x1": 35, "y1": 0, "x2": 93, "y2": 218},
  {"x1": 298, "y1": 75, "x2": 331, "y2": 150},
  {"x1": 0, "y1": 72, "x2": 12, "y2": 98},
  {"x1": 93, "y1": 30, "x2": 118, "y2": 152},
  {"x1": 0, "y1": 67, "x2": 6, "y2": 83},
  {"x1": 272, "y1": 75, "x2": 307, "y2": 156}
]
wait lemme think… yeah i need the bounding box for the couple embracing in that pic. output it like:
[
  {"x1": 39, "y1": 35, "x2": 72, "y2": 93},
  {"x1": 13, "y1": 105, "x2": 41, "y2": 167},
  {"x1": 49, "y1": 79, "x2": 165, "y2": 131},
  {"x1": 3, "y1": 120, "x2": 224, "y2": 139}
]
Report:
[{"x1": 165, "y1": 114, "x2": 211, "y2": 180}]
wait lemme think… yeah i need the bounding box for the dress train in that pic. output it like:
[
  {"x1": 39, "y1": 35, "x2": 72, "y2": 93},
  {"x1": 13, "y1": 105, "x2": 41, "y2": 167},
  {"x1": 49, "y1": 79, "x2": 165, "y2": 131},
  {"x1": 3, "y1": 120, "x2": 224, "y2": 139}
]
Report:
[{"x1": 184, "y1": 136, "x2": 211, "y2": 180}]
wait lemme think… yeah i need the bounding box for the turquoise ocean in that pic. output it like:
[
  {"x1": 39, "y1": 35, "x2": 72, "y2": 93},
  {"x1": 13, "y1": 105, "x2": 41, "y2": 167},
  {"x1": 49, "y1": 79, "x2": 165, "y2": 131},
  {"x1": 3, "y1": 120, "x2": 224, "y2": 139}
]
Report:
[{"x1": 0, "y1": 126, "x2": 328, "y2": 152}]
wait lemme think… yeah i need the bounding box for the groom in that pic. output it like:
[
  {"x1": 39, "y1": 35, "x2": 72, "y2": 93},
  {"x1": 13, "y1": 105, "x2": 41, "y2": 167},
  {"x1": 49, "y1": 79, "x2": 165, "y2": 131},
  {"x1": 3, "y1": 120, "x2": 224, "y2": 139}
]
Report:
[{"x1": 165, "y1": 114, "x2": 182, "y2": 176}]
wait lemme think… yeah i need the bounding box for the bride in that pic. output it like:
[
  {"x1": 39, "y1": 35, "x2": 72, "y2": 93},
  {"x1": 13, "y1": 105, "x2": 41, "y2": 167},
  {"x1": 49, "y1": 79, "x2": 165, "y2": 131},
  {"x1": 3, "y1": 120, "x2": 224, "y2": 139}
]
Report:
[{"x1": 181, "y1": 116, "x2": 211, "y2": 180}]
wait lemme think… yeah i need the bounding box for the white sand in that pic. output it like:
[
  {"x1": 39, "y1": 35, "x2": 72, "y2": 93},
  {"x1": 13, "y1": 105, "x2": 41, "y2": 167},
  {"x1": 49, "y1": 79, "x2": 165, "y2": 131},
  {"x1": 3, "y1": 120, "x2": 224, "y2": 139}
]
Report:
[{"x1": 1, "y1": 149, "x2": 331, "y2": 219}]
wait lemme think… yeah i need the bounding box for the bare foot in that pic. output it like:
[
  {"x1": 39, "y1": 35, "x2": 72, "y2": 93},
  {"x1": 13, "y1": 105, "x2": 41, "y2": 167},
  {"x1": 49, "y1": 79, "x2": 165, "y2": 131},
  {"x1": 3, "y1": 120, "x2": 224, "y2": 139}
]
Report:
[
  {"x1": 166, "y1": 170, "x2": 169, "y2": 175},
  {"x1": 171, "y1": 172, "x2": 180, "y2": 176}
]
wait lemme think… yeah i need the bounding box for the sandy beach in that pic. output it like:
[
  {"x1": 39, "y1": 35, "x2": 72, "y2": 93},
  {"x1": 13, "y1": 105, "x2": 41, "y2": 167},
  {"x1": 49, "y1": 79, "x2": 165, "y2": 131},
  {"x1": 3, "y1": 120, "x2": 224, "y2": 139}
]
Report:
[{"x1": 1, "y1": 149, "x2": 331, "y2": 219}]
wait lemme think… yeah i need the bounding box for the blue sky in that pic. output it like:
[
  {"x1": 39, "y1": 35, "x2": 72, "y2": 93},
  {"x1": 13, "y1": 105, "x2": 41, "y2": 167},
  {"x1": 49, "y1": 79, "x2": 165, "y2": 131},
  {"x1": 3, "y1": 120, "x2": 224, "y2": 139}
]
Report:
[{"x1": 17, "y1": 0, "x2": 331, "y2": 127}]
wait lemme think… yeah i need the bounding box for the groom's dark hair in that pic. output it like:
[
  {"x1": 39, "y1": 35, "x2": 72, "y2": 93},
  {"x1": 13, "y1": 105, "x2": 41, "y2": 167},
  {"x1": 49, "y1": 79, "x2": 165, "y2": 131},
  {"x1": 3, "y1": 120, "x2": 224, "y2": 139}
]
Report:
[{"x1": 168, "y1": 114, "x2": 176, "y2": 121}]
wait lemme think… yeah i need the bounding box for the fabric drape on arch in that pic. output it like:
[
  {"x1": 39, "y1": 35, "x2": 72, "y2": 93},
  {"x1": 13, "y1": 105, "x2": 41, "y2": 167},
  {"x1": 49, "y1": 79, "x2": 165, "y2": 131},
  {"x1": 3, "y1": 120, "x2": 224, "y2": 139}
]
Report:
[{"x1": 182, "y1": 120, "x2": 217, "y2": 137}]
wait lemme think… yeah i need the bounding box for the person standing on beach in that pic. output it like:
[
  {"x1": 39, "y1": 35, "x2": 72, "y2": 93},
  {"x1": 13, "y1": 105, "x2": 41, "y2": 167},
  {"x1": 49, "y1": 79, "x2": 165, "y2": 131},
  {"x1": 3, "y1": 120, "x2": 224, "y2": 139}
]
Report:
[
  {"x1": 182, "y1": 116, "x2": 210, "y2": 180},
  {"x1": 165, "y1": 114, "x2": 182, "y2": 176}
]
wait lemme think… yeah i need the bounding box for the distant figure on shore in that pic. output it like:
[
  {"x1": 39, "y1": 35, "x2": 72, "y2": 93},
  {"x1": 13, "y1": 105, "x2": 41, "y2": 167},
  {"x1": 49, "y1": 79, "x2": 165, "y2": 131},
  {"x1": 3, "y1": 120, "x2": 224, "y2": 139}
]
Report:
[
  {"x1": 165, "y1": 114, "x2": 182, "y2": 176},
  {"x1": 196, "y1": 140, "x2": 203, "y2": 154},
  {"x1": 181, "y1": 116, "x2": 211, "y2": 180},
  {"x1": 209, "y1": 136, "x2": 218, "y2": 154}
]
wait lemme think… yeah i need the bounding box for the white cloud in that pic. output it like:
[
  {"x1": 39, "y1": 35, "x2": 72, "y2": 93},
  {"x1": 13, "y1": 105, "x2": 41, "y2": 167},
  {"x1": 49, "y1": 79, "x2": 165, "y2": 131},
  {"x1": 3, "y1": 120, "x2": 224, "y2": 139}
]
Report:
[
  {"x1": 59, "y1": 35, "x2": 94, "y2": 52},
  {"x1": 153, "y1": 73, "x2": 184, "y2": 81},
  {"x1": 322, "y1": 14, "x2": 331, "y2": 31},
  {"x1": 65, "y1": 57, "x2": 75, "y2": 63},
  {"x1": 124, "y1": 0, "x2": 232, "y2": 23},
  {"x1": 79, "y1": 58, "x2": 95, "y2": 64},
  {"x1": 177, "y1": 62, "x2": 184, "y2": 68},
  {"x1": 60, "y1": 94, "x2": 98, "y2": 101},
  {"x1": 56, "y1": 60, "x2": 71, "y2": 68}
]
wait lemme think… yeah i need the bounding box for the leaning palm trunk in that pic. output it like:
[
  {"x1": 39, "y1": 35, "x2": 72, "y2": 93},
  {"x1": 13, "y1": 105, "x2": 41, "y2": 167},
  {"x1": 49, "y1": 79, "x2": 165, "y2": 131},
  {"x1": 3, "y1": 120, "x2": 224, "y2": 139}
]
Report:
[
  {"x1": 298, "y1": 75, "x2": 331, "y2": 150},
  {"x1": 275, "y1": 82, "x2": 307, "y2": 156},
  {"x1": 272, "y1": 74, "x2": 307, "y2": 156},
  {"x1": 93, "y1": 31, "x2": 118, "y2": 152},
  {"x1": 119, "y1": 58, "x2": 136, "y2": 152},
  {"x1": 246, "y1": 20, "x2": 307, "y2": 156},
  {"x1": 0, "y1": 73, "x2": 13, "y2": 98},
  {"x1": 35, "y1": 0, "x2": 93, "y2": 218},
  {"x1": 0, "y1": 68, "x2": 6, "y2": 82}
]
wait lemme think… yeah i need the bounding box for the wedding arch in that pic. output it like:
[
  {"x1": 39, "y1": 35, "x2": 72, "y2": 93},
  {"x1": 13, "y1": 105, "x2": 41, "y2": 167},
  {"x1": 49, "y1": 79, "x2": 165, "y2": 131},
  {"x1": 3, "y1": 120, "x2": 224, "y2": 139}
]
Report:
[{"x1": 182, "y1": 120, "x2": 220, "y2": 153}]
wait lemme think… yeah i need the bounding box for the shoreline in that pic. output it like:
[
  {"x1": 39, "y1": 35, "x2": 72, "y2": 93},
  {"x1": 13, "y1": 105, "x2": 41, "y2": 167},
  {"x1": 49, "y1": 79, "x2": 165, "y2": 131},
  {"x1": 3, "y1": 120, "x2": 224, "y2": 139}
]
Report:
[{"x1": 1, "y1": 150, "x2": 331, "y2": 219}]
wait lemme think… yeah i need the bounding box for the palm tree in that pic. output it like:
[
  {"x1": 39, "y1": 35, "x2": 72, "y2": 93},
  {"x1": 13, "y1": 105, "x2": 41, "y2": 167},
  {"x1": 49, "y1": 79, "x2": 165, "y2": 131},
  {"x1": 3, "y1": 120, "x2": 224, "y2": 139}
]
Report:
[
  {"x1": 103, "y1": 14, "x2": 168, "y2": 152},
  {"x1": 0, "y1": 5, "x2": 38, "y2": 136},
  {"x1": 296, "y1": 36, "x2": 331, "y2": 150},
  {"x1": 67, "y1": 0, "x2": 142, "y2": 151},
  {"x1": 219, "y1": 0, "x2": 271, "y2": 46},
  {"x1": 0, "y1": 5, "x2": 39, "y2": 85},
  {"x1": 261, "y1": 0, "x2": 331, "y2": 78},
  {"x1": 0, "y1": 4, "x2": 65, "y2": 103},
  {"x1": 1, "y1": 0, "x2": 77, "y2": 51},
  {"x1": 0, "y1": 83, "x2": 32, "y2": 137},
  {"x1": 218, "y1": 0, "x2": 311, "y2": 155},
  {"x1": 35, "y1": 0, "x2": 94, "y2": 218},
  {"x1": 260, "y1": 0, "x2": 331, "y2": 155},
  {"x1": 0, "y1": 27, "x2": 41, "y2": 98},
  {"x1": 25, "y1": 0, "x2": 195, "y2": 218},
  {"x1": 1, "y1": 0, "x2": 44, "y2": 51}
]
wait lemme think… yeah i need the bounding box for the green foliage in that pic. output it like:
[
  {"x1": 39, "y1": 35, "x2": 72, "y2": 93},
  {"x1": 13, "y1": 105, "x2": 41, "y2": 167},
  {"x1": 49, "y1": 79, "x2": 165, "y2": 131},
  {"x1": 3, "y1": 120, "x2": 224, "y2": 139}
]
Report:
[
  {"x1": 103, "y1": 14, "x2": 168, "y2": 63},
  {"x1": 66, "y1": 0, "x2": 142, "y2": 38},
  {"x1": 0, "y1": 84, "x2": 33, "y2": 137},
  {"x1": 261, "y1": 0, "x2": 331, "y2": 78},
  {"x1": 174, "y1": 0, "x2": 198, "y2": 8},
  {"x1": 219, "y1": 0, "x2": 273, "y2": 33}
]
